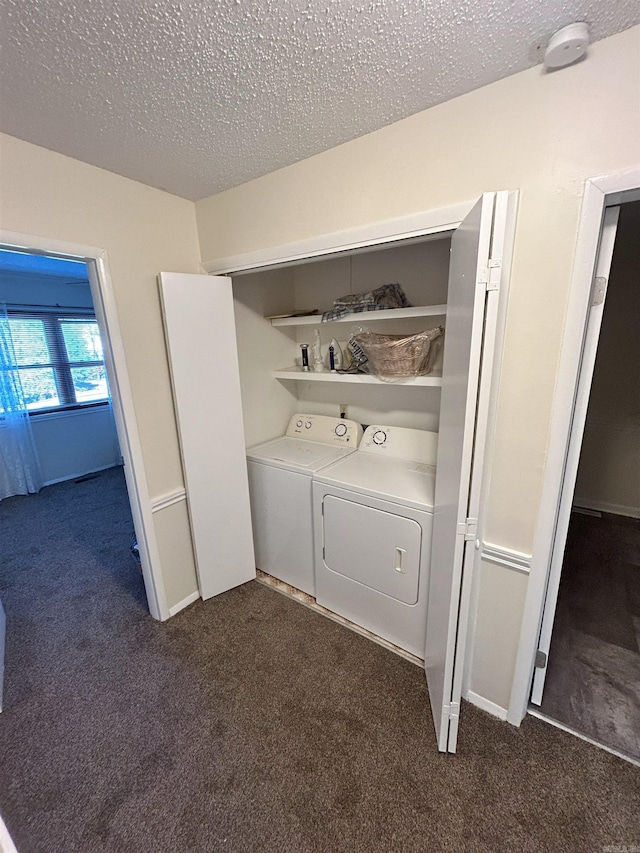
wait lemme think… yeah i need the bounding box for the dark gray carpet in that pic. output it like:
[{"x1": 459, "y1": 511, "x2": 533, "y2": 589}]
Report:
[
  {"x1": 1, "y1": 471, "x2": 639, "y2": 853},
  {"x1": 540, "y1": 511, "x2": 640, "y2": 760}
]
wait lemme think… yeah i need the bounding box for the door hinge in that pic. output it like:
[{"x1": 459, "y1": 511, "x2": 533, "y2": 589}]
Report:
[
  {"x1": 486, "y1": 257, "x2": 502, "y2": 291},
  {"x1": 478, "y1": 259, "x2": 502, "y2": 290},
  {"x1": 450, "y1": 701, "x2": 460, "y2": 719},
  {"x1": 535, "y1": 650, "x2": 547, "y2": 669},
  {"x1": 590, "y1": 276, "x2": 607, "y2": 307},
  {"x1": 457, "y1": 517, "x2": 478, "y2": 541}
]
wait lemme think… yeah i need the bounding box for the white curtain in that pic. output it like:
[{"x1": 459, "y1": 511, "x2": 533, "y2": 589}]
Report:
[{"x1": 0, "y1": 303, "x2": 42, "y2": 500}]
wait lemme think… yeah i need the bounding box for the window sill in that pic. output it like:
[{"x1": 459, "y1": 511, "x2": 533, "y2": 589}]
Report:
[{"x1": 28, "y1": 401, "x2": 111, "y2": 419}]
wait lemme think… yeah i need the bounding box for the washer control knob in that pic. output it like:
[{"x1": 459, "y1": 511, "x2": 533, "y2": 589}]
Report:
[
  {"x1": 334, "y1": 423, "x2": 348, "y2": 437},
  {"x1": 372, "y1": 429, "x2": 387, "y2": 446},
  {"x1": 296, "y1": 419, "x2": 303, "y2": 428},
  {"x1": 305, "y1": 420, "x2": 312, "y2": 429}
]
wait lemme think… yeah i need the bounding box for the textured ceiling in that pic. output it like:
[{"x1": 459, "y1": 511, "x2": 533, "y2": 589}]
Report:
[{"x1": 0, "y1": 0, "x2": 637, "y2": 201}]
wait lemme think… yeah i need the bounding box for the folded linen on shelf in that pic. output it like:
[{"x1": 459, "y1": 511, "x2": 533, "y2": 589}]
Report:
[{"x1": 322, "y1": 283, "x2": 410, "y2": 322}]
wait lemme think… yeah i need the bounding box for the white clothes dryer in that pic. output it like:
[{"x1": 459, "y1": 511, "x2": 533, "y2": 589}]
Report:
[
  {"x1": 247, "y1": 414, "x2": 363, "y2": 596},
  {"x1": 313, "y1": 425, "x2": 438, "y2": 658}
]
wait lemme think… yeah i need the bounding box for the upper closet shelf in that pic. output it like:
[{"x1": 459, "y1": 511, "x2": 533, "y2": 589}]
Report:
[
  {"x1": 273, "y1": 368, "x2": 442, "y2": 387},
  {"x1": 270, "y1": 304, "x2": 447, "y2": 327}
]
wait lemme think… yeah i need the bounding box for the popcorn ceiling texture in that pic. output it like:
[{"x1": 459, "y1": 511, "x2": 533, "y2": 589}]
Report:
[{"x1": 0, "y1": 0, "x2": 637, "y2": 200}]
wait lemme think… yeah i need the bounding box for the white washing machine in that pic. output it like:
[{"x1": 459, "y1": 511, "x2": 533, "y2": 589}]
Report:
[
  {"x1": 246, "y1": 413, "x2": 363, "y2": 596},
  {"x1": 313, "y1": 425, "x2": 438, "y2": 658}
]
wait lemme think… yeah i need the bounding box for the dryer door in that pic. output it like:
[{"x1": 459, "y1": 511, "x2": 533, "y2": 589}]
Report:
[{"x1": 323, "y1": 495, "x2": 422, "y2": 605}]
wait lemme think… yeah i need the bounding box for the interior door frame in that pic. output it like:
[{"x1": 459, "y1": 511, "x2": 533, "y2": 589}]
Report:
[
  {"x1": 507, "y1": 166, "x2": 640, "y2": 725},
  {"x1": 202, "y1": 200, "x2": 474, "y2": 275},
  {"x1": 0, "y1": 229, "x2": 170, "y2": 621},
  {"x1": 530, "y1": 204, "x2": 620, "y2": 705}
]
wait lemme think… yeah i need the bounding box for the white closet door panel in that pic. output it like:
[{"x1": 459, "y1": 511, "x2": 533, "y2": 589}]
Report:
[
  {"x1": 425, "y1": 193, "x2": 494, "y2": 753},
  {"x1": 158, "y1": 272, "x2": 256, "y2": 601}
]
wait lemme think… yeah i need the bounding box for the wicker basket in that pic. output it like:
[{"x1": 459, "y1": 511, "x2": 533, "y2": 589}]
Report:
[{"x1": 352, "y1": 326, "x2": 444, "y2": 378}]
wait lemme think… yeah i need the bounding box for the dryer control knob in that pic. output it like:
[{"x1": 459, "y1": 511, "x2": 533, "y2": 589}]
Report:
[
  {"x1": 296, "y1": 419, "x2": 303, "y2": 428},
  {"x1": 372, "y1": 429, "x2": 387, "y2": 445},
  {"x1": 305, "y1": 420, "x2": 312, "y2": 429},
  {"x1": 334, "y1": 423, "x2": 347, "y2": 437}
]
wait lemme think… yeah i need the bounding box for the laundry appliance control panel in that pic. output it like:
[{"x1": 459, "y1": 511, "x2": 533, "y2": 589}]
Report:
[
  {"x1": 359, "y1": 425, "x2": 439, "y2": 466},
  {"x1": 285, "y1": 413, "x2": 363, "y2": 446}
]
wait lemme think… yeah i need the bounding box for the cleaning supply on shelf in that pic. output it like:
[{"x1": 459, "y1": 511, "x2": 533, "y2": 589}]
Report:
[
  {"x1": 312, "y1": 328, "x2": 324, "y2": 372},
  {"x1": 300, "y1": 343, "x2": 310, "y2": 371},
  {"x1": 324, "y1": 337, "x2": 342, "y2": 371},
  {"x1": 328, "y1": 345, "x2": 336, "y2": 372}
]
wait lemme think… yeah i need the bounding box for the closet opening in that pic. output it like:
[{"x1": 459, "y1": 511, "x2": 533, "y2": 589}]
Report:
[
  {"x1": 159, "y1": 190, "x2": 517, "y2": 753},
  {"x1": 528, "y1": 199, "x2": 640, "y2": 764},
  {"x1": 231, "y1": 232, "x2": 453, "y2": 663}
]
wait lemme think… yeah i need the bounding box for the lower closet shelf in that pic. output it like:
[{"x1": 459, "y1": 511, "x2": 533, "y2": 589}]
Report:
[{"x1": 273, "y1": 367, "x2": 443, "y2": 387}]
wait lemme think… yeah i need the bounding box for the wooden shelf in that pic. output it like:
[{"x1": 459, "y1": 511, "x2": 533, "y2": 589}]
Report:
[
  {"x1": 270, "y1": 304, "x2": 447, "y2": 327},
  {"x1": 273, "y1": 367, "x2": 442, "y2": 387}
]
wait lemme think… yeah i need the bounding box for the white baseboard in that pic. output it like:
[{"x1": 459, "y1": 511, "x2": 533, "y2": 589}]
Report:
[
  {"x1": 42, "y1": 462, "x2": 121, "y2": 488},
  {"x1": 168, "y1": 590, "x2": 200, "y2": 617},
  {"x1": 466, "y1": 690, "x2": 509, "y2": 721},
  {"x1": 573, "y1": 499, "x2": 640, "y2": 519}
]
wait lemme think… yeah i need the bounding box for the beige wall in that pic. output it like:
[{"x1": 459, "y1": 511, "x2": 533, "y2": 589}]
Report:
[
  {"x1": 0, "y1": 134, "x2": 201, "y2": 609},
  {"x1": 232, "y1": 267, "x2": 298, "y2": 448},
  {"x1": 196, "y1": 27, "x2": 640, "y2": 709},
  {"x1": 574, "y1": 200, "x2": 640, "y2": 517}
]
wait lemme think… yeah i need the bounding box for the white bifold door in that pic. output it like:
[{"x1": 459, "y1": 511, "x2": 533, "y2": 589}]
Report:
[
  {"x1": 425, "y1": 191, "x2": 512, "y2": 753},
  {"x1": 158, "y1": 272, "x2": 256, "y2": 600},
  {"x1": 159, "y1": 189, "x2": 514, "y2": 754}
]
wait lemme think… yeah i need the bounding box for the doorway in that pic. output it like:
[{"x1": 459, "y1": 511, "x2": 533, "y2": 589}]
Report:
[
  {"x1": 529, "y1": 200, "x2": 640, "y2": 762},
  {"x1": 0, "y1": 249, "x2": 123, "y2": 489},
  {"x1": 0, "y1": 233, "x2": 169, "y2": 623}
]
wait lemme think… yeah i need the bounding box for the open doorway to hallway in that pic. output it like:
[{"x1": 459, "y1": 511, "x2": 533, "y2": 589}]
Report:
[
  {"x1": 0, "y1": 248, "x2": 148, "y2": 708},
  {"x1": 530, "y1": 200, "x2": 640, "y2": 763}
]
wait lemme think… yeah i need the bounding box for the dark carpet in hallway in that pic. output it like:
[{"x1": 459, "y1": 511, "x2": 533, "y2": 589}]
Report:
[
  {"x1": 540, "y1": 511, "x2": 640, "y2": 761},
  {"x1": 1, "y1": 470, "x2": 639, "y2": 853}
]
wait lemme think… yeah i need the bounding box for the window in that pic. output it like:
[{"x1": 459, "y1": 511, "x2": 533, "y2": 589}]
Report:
[{"x1": 7, "y1": 311, "x2": 109, "y2": 412}]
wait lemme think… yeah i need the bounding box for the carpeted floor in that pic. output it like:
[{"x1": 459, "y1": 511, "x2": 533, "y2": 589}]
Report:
[
  {"x1": 539, "y1": 511, "x2": 640, "y2": 761},
  {"x1": 1, "y1": 470, "x2": 639, "y2": 853}
]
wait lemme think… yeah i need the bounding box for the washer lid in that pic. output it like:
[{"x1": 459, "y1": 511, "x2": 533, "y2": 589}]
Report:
[
  {"x1": 247, "y1": 436, "x2": 356, "y2": 473},
  {"x1": 314, "y1": 452, "x2": 436, "y2": 511}
]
